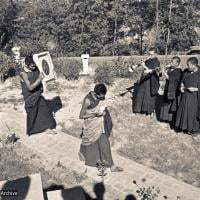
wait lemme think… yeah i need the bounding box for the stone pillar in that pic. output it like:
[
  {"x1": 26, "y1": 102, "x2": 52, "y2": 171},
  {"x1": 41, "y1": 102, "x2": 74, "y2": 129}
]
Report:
[{"x1": 80, "y1": 54, "x2": 89, "y2": 75}]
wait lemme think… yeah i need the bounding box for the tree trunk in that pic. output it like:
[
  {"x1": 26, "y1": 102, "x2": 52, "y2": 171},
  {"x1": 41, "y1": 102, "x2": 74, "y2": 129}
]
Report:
[
  {"x1": 113, "y1": 15, "x2": 118, "y2": 56},
  {"x1": 156, "y1": 0, "x2": 159, "y2": 40},
  {"x1": 80, "y1": 19, "x2": 84, "y2": 50},
  {"x1": 165, "y1": 0, "x2": 173, "y2": 61},
  {"x1": 140, "y1": 24, "x2": 143, "y2": 55}
]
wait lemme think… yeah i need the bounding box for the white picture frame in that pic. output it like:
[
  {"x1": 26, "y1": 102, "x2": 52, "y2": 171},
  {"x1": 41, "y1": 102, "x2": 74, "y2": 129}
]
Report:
[{"x1": 33, "y1": 52, "x2": 56, "y2": 84}]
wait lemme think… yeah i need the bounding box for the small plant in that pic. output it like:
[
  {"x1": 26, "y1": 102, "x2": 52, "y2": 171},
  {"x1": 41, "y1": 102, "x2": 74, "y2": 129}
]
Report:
[
  {"x1": 94, "y1": 58, "x2": 139, "y2": 85},
  {"x1": 133, "y1": 179, "x2": 181, "y2": 200},
  {"x1": 0, "y1": 133, "x2": 19, "y2": 145},
  {"x1": 112, "y1": 57, "x2": 132, "y2": 79},
  {"x1": 94, "y1": 62, "x2": 115, "y2": 85},
  {"x1": 0, "y1": 52, "x2": 15, "y2": 82},
  {"x1": 96, "y1": 160, "x2": 107, "y2": 181}
]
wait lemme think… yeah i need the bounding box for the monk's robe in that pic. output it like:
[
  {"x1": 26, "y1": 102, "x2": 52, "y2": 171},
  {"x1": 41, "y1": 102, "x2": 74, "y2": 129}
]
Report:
[
  {"x1": 133, "y1": 57, "x2": 160, "y2": 115},
  {"x1": 20, "y1": 68, "x2": 56, "y2": 135},
  {"x1": 159, "y1": 68, "x2": 182, "y2": 122},
  {"x1": 80, "y1": 92, "x2": 114, "y2": 167},
  {"x1": 175, "y1": 69, "x2": 200, "y2": 133}
]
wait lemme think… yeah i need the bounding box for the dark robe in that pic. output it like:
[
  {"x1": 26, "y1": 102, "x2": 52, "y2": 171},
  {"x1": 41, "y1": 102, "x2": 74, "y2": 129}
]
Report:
[
  {"x1": 175, "y1": 69, "x2": 200, "y2": 132},
  {"x1": 20, "y1": 69, "x2": 56, "y2": 135},
  {"x1": 159, "y1": 68, "x2": 182, "y2": 122},
  {"x1": 133, "y1": 57, "x2": 160, "y2": 114},
  {"x1": 80, "y1": 92, "x2": 114, "y2": 167}
]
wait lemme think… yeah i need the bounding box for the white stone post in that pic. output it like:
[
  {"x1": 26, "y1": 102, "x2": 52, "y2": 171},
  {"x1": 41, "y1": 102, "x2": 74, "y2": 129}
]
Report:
[{"x1": 80, "y1": 54, "x2": 89, "y2": 74}]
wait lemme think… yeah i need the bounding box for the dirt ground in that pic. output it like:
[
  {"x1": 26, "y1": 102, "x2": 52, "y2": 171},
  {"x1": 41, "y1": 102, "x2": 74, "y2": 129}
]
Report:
[{"x1": 0, "y1": 76, "x2": 200, "y2": 188}]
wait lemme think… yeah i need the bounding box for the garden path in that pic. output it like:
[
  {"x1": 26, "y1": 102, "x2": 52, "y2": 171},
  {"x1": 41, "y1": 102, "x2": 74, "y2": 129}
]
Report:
[{"x1": 1, "y1": 108, "x2": 200, "y2": 200}]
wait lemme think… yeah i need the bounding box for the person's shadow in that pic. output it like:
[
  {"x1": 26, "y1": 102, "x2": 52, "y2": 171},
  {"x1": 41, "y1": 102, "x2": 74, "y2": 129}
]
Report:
[
  {"x1": 125, "y1": 194, "x2": 137, "y2": 200},
  {"x1": 60, "y1": 182, "x2": 105, "y2": 200},
  {"x1": 44, "y1": 184, "x2": 92, "y2": 200},
  {"x1": 43, "y1": 182, "x2": 137, "y2": 200},
  {"x1": 61, "y1": 186, "x2": 89, "y2": 200},
  {"x1": 1, "y1": 176, "x2": 31, "y2": 200},
  {"x1": 93, "y1": 182, "x2": 105, "y2": 200}
]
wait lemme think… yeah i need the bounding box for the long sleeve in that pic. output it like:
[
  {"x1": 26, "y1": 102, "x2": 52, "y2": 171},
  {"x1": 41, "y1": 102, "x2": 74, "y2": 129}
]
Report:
[
  {"x1": 149, "y1": 57, "x2": 160, "y2": 96},
  {"x1": 167, "y1": 69, "x2": 182, "y2": 100}
]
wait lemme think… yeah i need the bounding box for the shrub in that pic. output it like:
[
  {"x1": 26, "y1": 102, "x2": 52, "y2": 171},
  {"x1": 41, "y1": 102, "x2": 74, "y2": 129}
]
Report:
[
  {"x1": 54, "y1": 58, "x2": 82, "y2": 80},
  {"x1": 0, "y1": 52, "x2": 15, "y2": 82},
  {"x1": 94, "y1": 57, "x2": 137, "y2": 85},
  {"x1": 94, "y1": 62, "x2": 115, "y2": 85},
  {"x1": 112, "y1": 57, "x2": 133, "y2": 78}
]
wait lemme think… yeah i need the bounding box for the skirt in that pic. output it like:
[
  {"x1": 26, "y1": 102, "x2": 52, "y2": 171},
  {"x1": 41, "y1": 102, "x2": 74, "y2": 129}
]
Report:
[
  {"x1": 159, "y1": 98, "x2": 173, "y2": 122},
  {"x1": 175, "y1": 92, "x2": 200, "y2": 132},
  {"x1": 26, "y1": 96, "x2": 56, "y2": 135},
  {"x1": 133, "y1": 78, "x2": 157, "y2": 114},
  {"x1": 80, "y1": 133, "x2": 114, "y2": 167}
]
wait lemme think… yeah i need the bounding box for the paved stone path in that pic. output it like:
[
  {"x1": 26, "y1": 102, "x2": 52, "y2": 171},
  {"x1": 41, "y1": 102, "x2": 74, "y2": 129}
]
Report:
[{"x1": 1, "y1": 108, "x2": 200, "y2": 200}]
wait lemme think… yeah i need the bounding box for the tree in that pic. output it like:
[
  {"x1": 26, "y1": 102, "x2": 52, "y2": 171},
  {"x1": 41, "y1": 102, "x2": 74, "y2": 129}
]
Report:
[
  {"x1": 156, "y1": 0, "x2": 200, "y2": 54},
  {"x1": 124, "y1": 0, "x2": 156, "y2": 55},
  {"x1": 103, "y1": 0, "x2": 127, "y2": 56},
  {"x1": 14, "y1": 0, "x2": 71, "y2": 56},
  {"x1": 8, "y1": 0, "x2": 200, "y2": 57},
  {"x1": 64, "y1": 0, "x2": 112, "y2": 56},
  {"x1": 0, "y1": 0, "x2": 17, "y2": 51}
]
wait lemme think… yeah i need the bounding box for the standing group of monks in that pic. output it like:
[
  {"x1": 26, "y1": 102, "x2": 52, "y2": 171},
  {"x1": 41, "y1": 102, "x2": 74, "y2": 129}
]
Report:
[{"x1": 132, "y1": 47, "x2": 200, "y2": 136}]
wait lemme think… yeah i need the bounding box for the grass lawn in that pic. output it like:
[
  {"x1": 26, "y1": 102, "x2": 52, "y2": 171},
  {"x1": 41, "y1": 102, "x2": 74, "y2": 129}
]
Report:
[{"x1": 1, "y1": 76, "x2": 200, "y2": 189}]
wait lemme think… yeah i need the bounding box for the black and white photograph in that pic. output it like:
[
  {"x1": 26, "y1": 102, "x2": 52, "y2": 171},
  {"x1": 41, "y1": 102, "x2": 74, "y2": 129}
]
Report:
[{"x1": 0, "y1": 0, "x2": 200, "y2": 199}]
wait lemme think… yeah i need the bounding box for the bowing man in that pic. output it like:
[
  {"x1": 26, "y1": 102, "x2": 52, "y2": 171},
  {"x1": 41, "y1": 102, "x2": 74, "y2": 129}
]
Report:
[
  {"x1": 133, "y1": 47, "x2": 160, "y2": 117},
  {"x1": 79, "y1": 83, "x2": 123, "y2": 172}
]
